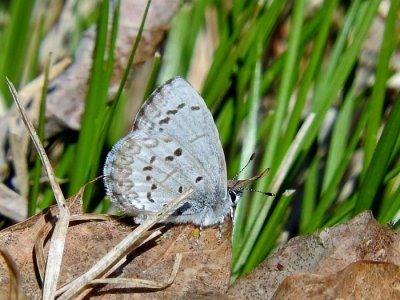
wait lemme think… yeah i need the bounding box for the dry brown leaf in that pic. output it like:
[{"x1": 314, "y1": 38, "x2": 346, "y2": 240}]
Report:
[
  {"x1": 82, "y1": 222, "x2": 231, "y2": 299},
  {"x1": 0, "y1": 194, "x2": 80, "y2": 298},
  {"x1": 0, "y1": 249, "x2": 26, "y2": 299},
  {"x1": 273, "y1": 260, "x2": 400, "y2": 299},
  {"x1": 0, "y1": 202, "x2": 120, "y2": 298},
  {"x1": 0, "y1": 194, "x2": 231, "y2": 299},
  {"x1": 228, "y1": 211, "x2": 400, "y2": 299}
]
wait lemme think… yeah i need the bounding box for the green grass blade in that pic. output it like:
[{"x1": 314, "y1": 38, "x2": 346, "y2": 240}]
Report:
[
  {"x1": 322, "y1": 84, "x2": 356, "y2": 192},
  {"x1": 355, "y1": 95, "x2": 400, "y2": 214},
  {"x1": 106, "y1": 0, "x2": 150, "y2": 145},
  {"x1": 0, "y1": 0, "x2": 36, "y2": 105},
  {"x1": 306, "y1": 103, "x2": 368, "y2": 231},
  {"x1": 232, "y1": 113, "x2": 315, "y2": 274},
  {"x1": 245, "y1": 0, "x2": 306, "y2": 234},
  {"x1": 158, "y1": 0, "x2": 207, "y2": 82},
  {"x1": 303, "y1": 0, "x2": 379, "y2": 151},
  {"x1": 232, "y1": 44, "x2": 262, "y2": 259},
  {"x1": 68, "y1": 0, "x2": 111, "y2": 203},
  {"x1": 362, "y1": 0, "x2": 400, "y2": 172},
  {"x1": 282, "y1": 0, "x2": 338, "y2": 155},
  {"x1": 112, "y1": 0, "x2": 150, "y2": 104},
  {"x1": 143, "y1": 53, "x2": 161, "y2": 100},
  {"x1": 379, "y1": 187, "x2": 400, "y2": 224}
]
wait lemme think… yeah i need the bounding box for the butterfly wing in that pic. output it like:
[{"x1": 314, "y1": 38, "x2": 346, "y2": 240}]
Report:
[
  {"x1": 133, "y1": 77, "x2": 226, "y2": 185},
  {"x1": 104, "y1": 77, "x2": 229, "y2": 226}
]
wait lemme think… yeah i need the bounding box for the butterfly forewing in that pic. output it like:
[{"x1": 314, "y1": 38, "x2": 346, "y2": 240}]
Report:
[{"x1": 134, "y1": 78, "x2": 226, "y2": 188}]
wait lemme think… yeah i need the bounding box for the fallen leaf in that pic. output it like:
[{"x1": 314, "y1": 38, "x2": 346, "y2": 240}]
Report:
[
  {"x1": 86, "y1": 222, "x2": 232, "y2": 299},
  {"x1": 0, "y1": 196, "x2": 231, "y2": 299},
  {"x1": 273, "y1": 260, "x2": 400, "y2": 299},
  {"x1": 228, "y1": 211, "x2": 400, "y2": 299}
]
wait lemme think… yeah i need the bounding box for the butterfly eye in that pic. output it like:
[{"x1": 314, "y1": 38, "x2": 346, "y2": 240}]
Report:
[
  {"x1": 228, "y1": 189, "x2": 244, "y2": 206},
  {"x1": 228, "y1": 190, "x2": 238, "y2": 205}
]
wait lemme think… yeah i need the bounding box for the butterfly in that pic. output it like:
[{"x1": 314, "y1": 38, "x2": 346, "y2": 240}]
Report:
[{"x1": 103, "y1": 77, "x2": 272, "y2": 227}]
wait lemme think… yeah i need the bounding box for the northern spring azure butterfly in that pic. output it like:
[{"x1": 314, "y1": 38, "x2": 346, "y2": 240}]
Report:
[{"x1": 103, "y1": 77, "x2": 272, "y2": 227}]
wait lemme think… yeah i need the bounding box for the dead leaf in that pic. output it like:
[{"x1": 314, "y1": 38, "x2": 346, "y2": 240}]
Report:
[
  {"x1": 272, "y1": 260, "x2": 400, "y2": 299},
  {"x1": 228, "y1": 211, "x2": 400, "y2": 299},
  {"x1": 0, "y1": 249, "x2": 26, "y2": 299},
  {"x1": 85, "y1": 222, "x2": 231, "y2": 299},
  {"x1": 0, "y1": 198, "x2": 231, "y2": 299}
]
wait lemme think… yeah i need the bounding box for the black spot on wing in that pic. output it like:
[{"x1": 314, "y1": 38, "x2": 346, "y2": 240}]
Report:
[
  {"x1": 167, "y1": 109, "x2": 178, "y2": 115},
  {"x1": 174, "y1": 148, "x2": 182, "y2": 156},
  {"x1": 159, "y1": 117, "x2": 170, "y2": 125},
  {"x1": 146, "y1": 192, "x2": 155, "y2": 203},
  {"x1": 165, "y1": 156, "x2": 174, "y2": 162}
]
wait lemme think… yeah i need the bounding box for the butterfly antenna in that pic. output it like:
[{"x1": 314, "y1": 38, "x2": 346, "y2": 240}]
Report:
[
  {"x1": 233, "y1": 153, "x2": 255, "y2": 180},
  {"x1": 243, "y1": 187, "x2": 275, "y2": 197}
]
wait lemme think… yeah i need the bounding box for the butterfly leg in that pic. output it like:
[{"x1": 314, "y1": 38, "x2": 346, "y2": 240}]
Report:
[
  {"x1": 194, "y1": 226, "x2": 202, "y2": 245},
  {"x1": 217, "y1": 222, "x2": 223, "y2": 240}
]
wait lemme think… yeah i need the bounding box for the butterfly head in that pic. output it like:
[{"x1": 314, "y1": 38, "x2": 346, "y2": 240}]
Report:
[{"x1": 227, "y1": 167, "x2": 274, "y2": 206}]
